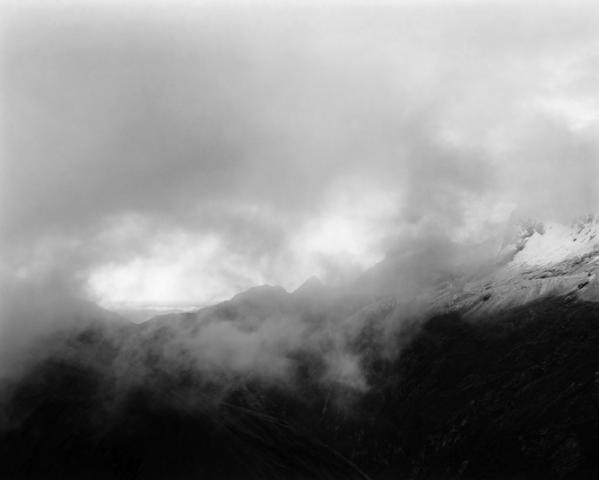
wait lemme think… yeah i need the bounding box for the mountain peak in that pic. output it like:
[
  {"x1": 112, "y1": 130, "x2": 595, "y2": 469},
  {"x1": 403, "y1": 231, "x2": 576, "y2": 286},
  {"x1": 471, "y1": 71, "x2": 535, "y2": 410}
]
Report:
[
  {"x1": 292, "y1": 276, "x2": 324, "y2": 296},
  {"x1": 230, "y1": 284, "x2": 289, "y2": 304}
]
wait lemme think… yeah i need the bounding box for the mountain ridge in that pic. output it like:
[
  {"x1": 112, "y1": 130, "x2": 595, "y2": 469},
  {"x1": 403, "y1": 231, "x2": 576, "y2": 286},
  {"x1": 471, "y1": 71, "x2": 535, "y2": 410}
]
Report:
[{"x1": 4, "y1": 217, "x2": 599, "y2": 478}]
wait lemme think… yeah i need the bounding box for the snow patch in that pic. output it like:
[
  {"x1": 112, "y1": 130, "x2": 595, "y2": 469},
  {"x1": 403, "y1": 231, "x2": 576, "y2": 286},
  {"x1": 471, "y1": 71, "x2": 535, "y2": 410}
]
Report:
[{"x1": 511, "y1": 218, "x2": 599, "y2": 267}]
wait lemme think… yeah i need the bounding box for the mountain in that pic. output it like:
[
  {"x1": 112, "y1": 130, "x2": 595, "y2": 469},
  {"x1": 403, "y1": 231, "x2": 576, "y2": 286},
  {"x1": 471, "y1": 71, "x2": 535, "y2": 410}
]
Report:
[
  {"x1": 293, "y1": 276, "x2": 325, "y2": 297},
  {"x1": 3, "y1": 218, "x2": 599, "y2": 478},
  {"x1": 431, "y1": 216, "x2": 599, "y2": 315}
]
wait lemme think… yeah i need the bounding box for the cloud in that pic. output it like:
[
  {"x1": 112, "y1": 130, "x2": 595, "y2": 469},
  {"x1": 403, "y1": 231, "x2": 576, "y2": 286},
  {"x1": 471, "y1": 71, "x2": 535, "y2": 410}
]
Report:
[
  {"x1": 0, "y1": 2, "x2": 598, "y2": 413},
  {"x1": 1, "y1": 1, "x2": 598, "y2": 309}
]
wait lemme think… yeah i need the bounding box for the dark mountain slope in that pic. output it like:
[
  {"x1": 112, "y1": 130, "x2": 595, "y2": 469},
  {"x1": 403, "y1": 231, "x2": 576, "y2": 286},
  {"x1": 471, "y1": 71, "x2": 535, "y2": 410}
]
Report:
[
  {"x1": 3, "y1": 295, "x2": 599, "y2": 479},
  {"x1": 1, "y1": 357, "x2": 369, "y2": 480},
  {"x1": 365, "y1": 298, "x2": 599, "y2": 478}
]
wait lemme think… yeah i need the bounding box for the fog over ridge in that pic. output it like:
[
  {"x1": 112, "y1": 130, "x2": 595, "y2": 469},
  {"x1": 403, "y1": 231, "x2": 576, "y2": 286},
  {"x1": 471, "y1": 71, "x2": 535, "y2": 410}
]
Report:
[{"x1": 0, "y1": 1, "x2": 598, "y2": 379}]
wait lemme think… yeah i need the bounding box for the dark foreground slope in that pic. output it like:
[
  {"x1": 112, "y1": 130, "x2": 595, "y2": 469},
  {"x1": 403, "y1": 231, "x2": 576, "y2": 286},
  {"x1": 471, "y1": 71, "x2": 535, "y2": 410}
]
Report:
[{"x1": 3, "y1": 295, "x2": 599, "y2": 479}]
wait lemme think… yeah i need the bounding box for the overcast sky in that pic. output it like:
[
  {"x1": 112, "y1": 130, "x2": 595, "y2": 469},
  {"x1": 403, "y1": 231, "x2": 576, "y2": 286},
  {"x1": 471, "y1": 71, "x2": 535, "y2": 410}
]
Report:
[{"x1": 1, "y1": 1, "x2": 598, "y2": 308}]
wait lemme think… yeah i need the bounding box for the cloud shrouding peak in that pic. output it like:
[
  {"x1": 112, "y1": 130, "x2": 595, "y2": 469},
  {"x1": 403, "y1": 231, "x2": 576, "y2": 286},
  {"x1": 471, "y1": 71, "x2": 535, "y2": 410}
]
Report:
[{"x1": 1, "y1": 1, "x2": 598, "y2": 308}]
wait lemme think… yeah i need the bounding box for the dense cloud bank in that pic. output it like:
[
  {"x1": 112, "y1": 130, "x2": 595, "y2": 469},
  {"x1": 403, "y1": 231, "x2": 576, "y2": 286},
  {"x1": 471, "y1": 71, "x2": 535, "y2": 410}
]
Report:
[
  {"x1": 2, "y1": 1, "x2": 598, "y2": 305},
  {"x1": 0, "y1": 1, "x2": 598, "y2": 397}
]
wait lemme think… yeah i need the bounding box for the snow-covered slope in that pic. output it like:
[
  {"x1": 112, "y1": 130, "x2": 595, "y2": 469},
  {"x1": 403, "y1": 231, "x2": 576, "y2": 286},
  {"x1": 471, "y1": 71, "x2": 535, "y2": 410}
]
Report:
[
  {"x1": 511, "y1": 217, "x2": 599, "y2": 268},
  {"x1": 434, "y1": 216, "x2": 599, "y2": 316}
]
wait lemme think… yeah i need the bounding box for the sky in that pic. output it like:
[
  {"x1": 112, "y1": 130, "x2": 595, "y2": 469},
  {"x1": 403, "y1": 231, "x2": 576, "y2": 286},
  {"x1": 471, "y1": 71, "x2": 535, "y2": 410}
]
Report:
[{"x1": 1, "y1": 0, "x2": 598, "y2": 310}]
